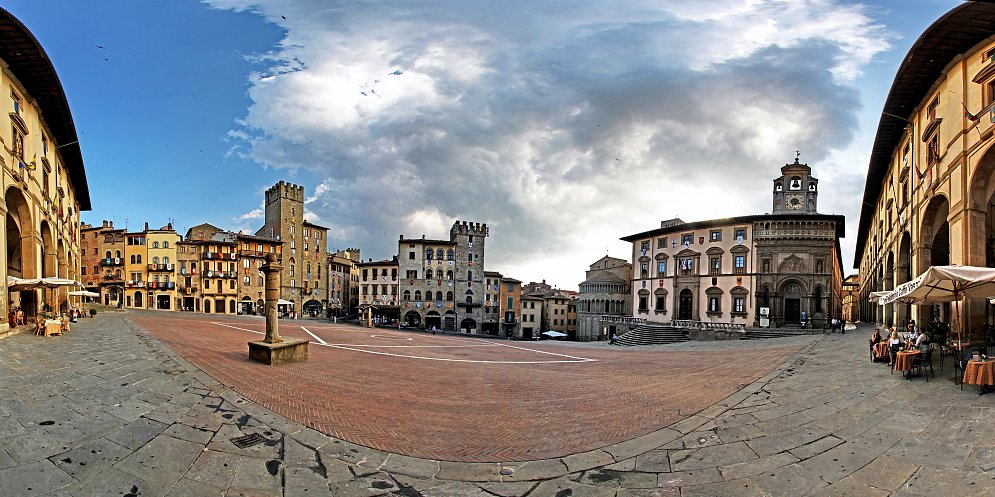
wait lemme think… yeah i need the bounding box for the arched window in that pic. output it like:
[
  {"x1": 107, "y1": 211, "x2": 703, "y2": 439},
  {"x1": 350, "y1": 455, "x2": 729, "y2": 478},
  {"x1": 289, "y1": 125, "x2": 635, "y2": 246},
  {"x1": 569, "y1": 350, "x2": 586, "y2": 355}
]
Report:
[
  {"x1": 436, "y1": 249, "x2": 444, "y2": 259},
  {"x1": 153, "y1": 256, "x2": 159, "y2": 264},
  {"x1": 466, "y1": 295, "x2": 473, "y2": 304},
  {"x1": 426, "y1": 269, "x2": 433, "y2": 279},
  {"x1": 415, "y1": 290, "x2": 422, "y2": 301},
  {"x1": 137, "y1": 255, "x2": 142, "y2": 264},
  {"x1": 446, "y1": 291, "x2": 454, "y2": 301},
  {"x1": 435, "y1": 291, "x2": 443, "y2": 301},
  {"x1": 425, "y1": 248, "x2": 433, "y2": 260},
  {"x1": 130, "y1": 255, "x2": 136, "y2": 264},
  {"x1": 447, "y1": 249, "x2": 454, "y2": 260},
  {"x1": 403, "y1": 290, "x2": 411, "y2": 301},
  {"x1": 163, "y1": 241, "x2": 169, "y2": 248},
  {"x1": 163, "y1": 257, "x2": 169, "y2": 264},
  {"x1": 467, "y1": 270, "x2": 473, "y2": 281},
  {"x1": 105, "y1": 251, "x2": 111, "y2": 259},
  {"x1": 814, "y1": 286, "x2": 823, "y2": 313},
  {"x1": 152, "y1": 241, "x2": 159, "y2": 248},
  {"x1": 243, "y1": 259, "x2": 250, "y2": 268},
  {"x1": 446, "y1": 270, "x2": 454, "y2": 280},
  {"x1": 115, "y1": 250, "x2": 121, "y2": 258}
]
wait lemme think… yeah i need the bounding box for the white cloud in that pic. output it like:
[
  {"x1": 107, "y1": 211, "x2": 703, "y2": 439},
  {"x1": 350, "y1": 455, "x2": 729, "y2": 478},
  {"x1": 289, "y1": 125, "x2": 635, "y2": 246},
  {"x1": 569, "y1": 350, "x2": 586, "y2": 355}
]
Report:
[
  {"x1": 205, "y1": 0, "x2": 890, "y2": 288},
  {"x1": 237, "y1": 208, "x2": 263, "y2": 221}
]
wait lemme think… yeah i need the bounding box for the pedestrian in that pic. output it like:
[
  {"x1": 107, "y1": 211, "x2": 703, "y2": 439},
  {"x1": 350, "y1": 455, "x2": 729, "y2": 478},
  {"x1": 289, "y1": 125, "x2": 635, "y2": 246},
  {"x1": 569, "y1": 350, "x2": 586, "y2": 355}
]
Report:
[{"x1": 431, "y1": 325, "x2": 436, "y2": 335}]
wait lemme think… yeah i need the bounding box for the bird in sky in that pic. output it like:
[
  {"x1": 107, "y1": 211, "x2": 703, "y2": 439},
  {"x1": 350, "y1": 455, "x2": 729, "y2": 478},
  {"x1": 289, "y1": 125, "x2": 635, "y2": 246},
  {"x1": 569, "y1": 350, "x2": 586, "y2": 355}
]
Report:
[
  {"x1": 281, "y1": 15, "x2": 287, "y2": 20},
  {"x1": 96, "y1": 45, "x2": 105, "y2": 49},
  {"x1": 389, "y1": 70, "x2": 403, "y2": 76}
]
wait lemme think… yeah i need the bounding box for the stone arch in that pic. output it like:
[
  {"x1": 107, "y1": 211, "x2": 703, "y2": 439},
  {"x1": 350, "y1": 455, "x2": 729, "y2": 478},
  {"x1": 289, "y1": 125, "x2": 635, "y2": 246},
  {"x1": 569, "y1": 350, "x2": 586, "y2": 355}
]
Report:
[{"x1": 920, "y1": 194, "x2": 950, "y2": 272}]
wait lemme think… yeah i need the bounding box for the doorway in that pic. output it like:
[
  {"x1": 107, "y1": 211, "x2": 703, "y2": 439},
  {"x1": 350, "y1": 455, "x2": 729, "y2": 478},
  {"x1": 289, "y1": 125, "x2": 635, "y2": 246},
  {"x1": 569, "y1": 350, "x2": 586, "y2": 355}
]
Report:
[
  {"x1": 785, "y1": 299, "x2": 801, "y2": 324},
  {"x1": 678, "y1": 289, "x2": 693, "y2": 320}
]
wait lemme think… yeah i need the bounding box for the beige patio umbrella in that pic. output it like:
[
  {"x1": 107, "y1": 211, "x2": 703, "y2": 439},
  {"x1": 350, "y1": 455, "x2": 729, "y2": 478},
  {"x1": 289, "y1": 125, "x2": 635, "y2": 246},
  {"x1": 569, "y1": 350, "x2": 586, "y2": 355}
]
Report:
[{"x1": 882, "y1": 265, "x2": 995, "y2": 348}]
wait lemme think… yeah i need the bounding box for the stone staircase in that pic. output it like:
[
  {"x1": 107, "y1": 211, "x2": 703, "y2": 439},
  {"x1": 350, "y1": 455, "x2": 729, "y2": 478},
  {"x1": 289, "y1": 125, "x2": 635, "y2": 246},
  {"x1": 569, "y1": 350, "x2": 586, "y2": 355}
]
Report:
[
  {"x1": 616, "y1": 322, "x2": 690, "y2": 346},
  {"x1": 741, "y1": 326, "x2": 820, "y2": 340}
]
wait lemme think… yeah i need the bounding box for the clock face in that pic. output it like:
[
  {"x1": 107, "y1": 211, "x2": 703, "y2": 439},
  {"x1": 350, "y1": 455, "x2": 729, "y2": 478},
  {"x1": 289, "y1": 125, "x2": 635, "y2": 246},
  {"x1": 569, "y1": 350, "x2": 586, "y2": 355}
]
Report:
[{"x1": 787, "y1": 195, "x2": 803, "y2": 209}]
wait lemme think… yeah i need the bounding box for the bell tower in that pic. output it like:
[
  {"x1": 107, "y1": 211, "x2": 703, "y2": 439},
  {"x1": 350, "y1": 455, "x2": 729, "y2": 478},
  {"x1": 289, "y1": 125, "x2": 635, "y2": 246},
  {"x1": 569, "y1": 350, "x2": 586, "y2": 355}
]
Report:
[{"x1": 772, "y1": 154, "x2": 818, "y2": 214}]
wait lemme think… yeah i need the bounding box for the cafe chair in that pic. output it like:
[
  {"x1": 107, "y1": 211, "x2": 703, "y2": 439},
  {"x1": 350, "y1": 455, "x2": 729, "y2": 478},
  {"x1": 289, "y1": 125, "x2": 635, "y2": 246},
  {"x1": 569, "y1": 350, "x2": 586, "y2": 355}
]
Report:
[
  {"x1": 957, "y1": 349, "x2": 975, "y2": 390},
  {"x1": 911, "y1": 344, "x2": 934, "y2": 382}
]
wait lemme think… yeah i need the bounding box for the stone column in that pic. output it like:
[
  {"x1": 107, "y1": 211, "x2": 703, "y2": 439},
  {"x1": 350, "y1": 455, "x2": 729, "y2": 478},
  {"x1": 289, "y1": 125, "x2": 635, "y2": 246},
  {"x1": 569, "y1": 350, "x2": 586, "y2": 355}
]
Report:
[{"x1": 262, "y1": 253, "x2": 283, "y2": 344}]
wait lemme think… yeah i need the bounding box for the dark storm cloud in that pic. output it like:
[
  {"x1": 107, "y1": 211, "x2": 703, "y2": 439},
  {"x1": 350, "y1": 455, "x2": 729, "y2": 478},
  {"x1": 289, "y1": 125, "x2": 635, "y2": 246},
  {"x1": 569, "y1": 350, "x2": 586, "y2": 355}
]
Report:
[{"x1": 208, "y1": 0, "x2": 888, "y2": 286}]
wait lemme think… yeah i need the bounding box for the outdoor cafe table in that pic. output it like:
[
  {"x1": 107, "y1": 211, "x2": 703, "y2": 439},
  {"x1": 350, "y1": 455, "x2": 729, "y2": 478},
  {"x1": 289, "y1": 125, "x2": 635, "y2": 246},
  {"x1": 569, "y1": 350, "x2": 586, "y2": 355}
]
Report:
[
  {"x1": 963, "y1": 359, "x2": 995, "y2": 395},
  {"x1": 894, "y1": 350, "x2": 920, "y2": 377},
  {"x1": 42, "y1": 319, "x2": 61, "y2": 337},
  {"x1": 873, "y1": 341, "x2": 889, "y2": 360}
]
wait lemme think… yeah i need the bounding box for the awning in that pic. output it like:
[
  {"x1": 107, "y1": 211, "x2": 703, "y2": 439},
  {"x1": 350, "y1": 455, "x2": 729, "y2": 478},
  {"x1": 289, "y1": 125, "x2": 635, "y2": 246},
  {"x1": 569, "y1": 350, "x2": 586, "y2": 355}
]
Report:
[
  {"x1": 868, "y1": 291, "x2": 891, "y2": 304},
  {"x1": 542, "y1": 330, "x2": 567, "y2": 337},
  {"x1": 68, "y1": 290, "x2": 99, "y2": 297},
  {"x1": 7, "y1": 276, "x2": 42, "y2": 291},
  {"x1": 277, "y1": 299, "x2": 294, "y2": 306},
  {"x1": 882, "y1": 265, "x2": 995, "y2": 306}
]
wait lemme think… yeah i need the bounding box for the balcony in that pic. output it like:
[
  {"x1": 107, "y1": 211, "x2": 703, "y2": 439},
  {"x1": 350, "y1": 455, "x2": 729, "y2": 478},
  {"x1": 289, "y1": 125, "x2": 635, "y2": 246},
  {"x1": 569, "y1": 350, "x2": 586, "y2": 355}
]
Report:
[
  {"x1": 147, "y1": 281, "x2": 176, "y2": 290},
  {"x1": 125, "y1": 281, "x2": 146, "y2": 288},
  {"x1": 239, "y1": 249, "x2": 267, "y2": 258},
  {"x1": 457, "y1": 301, "x2": 482, "y2": 309},
  {"x1": 147, "y1": 263, "x2": 174, "y2": 272},
  {"x1": 203, "y1": 270, "x2": 237, "y2": 279},
  {"x1": 100, "y1": 258, "x2": 123, "y2": 266},
  {"x1": 178, "y1": 285, "x2": 198, "y2": 295},
  {"x1": 100, "y1": 274, "x2": 124, "y2": 285},
  {"x1": 179, "y1": 267, "x2": 198, "y2": 276},
  {"x1": 203, "y1": 252, "x2": 237, "y2": 261}
]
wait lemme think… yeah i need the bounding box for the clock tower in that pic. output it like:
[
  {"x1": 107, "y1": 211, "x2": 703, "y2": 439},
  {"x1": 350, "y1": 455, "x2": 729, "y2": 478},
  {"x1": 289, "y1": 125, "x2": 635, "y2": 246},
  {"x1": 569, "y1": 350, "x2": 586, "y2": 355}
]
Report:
[{"x1": 772, "y1": 155, "x2": 819, "y2": 214}]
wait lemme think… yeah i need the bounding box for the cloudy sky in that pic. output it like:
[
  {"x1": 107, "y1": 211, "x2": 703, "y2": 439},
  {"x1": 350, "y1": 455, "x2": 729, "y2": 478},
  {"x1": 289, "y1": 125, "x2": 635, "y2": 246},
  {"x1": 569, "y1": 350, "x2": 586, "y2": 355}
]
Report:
[{"x1": 7, "y1": 0, "x2": 961, "y2": 289}]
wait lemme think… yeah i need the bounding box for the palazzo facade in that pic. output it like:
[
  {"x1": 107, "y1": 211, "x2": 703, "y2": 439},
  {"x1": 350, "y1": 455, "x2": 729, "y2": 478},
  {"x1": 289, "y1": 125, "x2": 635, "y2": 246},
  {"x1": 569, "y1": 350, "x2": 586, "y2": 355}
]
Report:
[
  {"x1": 855, "y1": 2, "x2": 995, "y2": 336},
  {"x1": 622, "y1": 160, "x2": 844, "y2": 329},
  {"x1": 1, "y1": 8, "x2": 90, "y2": 331}
]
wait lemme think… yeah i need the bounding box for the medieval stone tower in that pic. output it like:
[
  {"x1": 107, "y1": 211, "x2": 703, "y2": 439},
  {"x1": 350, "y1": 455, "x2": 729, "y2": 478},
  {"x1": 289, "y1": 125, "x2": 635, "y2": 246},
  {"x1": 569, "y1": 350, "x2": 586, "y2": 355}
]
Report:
[
  {"x1": 258, "y1": 181, "x2": 328, "y2": 316},
  {"x1": 450, "y1": 221, "x2": 489, "y2": 332}
]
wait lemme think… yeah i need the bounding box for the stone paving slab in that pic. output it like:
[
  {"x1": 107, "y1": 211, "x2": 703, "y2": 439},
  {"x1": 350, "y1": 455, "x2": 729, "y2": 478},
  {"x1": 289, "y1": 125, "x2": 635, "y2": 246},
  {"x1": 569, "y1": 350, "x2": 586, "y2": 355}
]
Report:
[{"x1": 5, "y1": 314, "x2": 995, "y2": 495}]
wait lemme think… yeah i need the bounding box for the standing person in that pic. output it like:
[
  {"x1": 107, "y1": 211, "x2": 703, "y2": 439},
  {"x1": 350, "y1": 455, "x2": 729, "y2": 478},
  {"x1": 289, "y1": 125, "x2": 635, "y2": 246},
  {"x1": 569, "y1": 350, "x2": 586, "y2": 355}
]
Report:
[{"x1": 431, "y1": 325, "x2": 436, "y2": 335}]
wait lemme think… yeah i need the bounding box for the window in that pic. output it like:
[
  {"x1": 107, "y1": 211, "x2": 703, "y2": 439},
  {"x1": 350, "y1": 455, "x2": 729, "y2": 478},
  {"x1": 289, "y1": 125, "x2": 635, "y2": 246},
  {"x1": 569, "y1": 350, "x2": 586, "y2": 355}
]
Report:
[
  {"x1": 655, "y1": 295, "x2": 665, "y2": 312},
  {"x1": 468, "y1": 270, "x2": 473, "y2": 281},
  {"x1": 163, "y1": 241, "x2": 169, "y2": 248},
  {"x1": 638, "y1": 296, "x2": 648, "y2": 311},
  {"x1": 507, "y1": 297, "x2": 513, "y2": 308},
  {"x1": 244, "y1": 259, "x2": 250, "y2": 268},
  {"x1": 679, "y1": 257, "x2": 694, "y2": 275},
  {"x1": 153, "y1": 257, "x2": 160, "y2": 264},
  {"x1": 709, "y1": 257, "x2": 721, "y2": 275},
  {"x1": 657, "y1": 261, "x2": 666, "y2": 276},
  {"x1": 657, "y1": 237, "x2": 667, "y2": 249},
  {"x1": 447, "y1": 291, "x2": 454, "y2": 301},
  {"x1": 681, "y1": 234, "x2": 693, "y2": 246},
  {"x1": 243, "y1": 276, "x2": 250, "y2": 284},
  {"x1": 640, "y1": 240, "x2": 649, "y2": 253},
  {"x1": 362, "y1": 269, "x2": 368, "y2": 280},
  {"x1": 734, "y1": 228, "x2": 746, "y2": 241},
  {"x1": 409, "y1": 251, "x2": 415, "y2": 259},
  {"x1": 11, "y1": 125, "x2": 24, "y2": 162},
  {"x1": 426, "y1": 248, "x2": 433, "y2": 260},
  {"x1": 927, "y1": 95, "x2": 939, "y2": 121},
  {"x1": 153, "y1": 241, "x2": 159, "y2": 248},
  {"x1": 426, "y1": 269, "x2": 433, "y2": 279},
  {"x1": 815, "y1": 260, "x2": 824, "y2": 273},
  {"x1": 415, "y1": 290, "x2": 422, "y2": 301},
  {"x1": 708, "y1": 297, "x2": 720, "y2": 313},
  {"x1": 815, "y1": 287, "x2": 823, "y2": 312},
  {"x1": 447, "y1": 249, "x2": 454, "y2": 260},
  {"x1": 734, "y1": 297, "x2": 745, "y2": 313},
  {"x1": 927, "y1": 132, "x2": 940, "y2": 165},
  {"x1": 734, "y1": 255, "x2": 746, "y2": 273},
  {"x1": 11, "y1": 90, "x2": 21, "y2": 115},
  {"x1": 710, "y1": 230, "x2": 721, "y2": 242}
]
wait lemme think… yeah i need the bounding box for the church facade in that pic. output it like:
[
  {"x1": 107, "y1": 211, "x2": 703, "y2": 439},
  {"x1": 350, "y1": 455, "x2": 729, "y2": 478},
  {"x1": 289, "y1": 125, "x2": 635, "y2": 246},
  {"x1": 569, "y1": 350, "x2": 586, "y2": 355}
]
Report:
[{"x1": 620, "y1": 159, "x2": 844, "y2": 329}]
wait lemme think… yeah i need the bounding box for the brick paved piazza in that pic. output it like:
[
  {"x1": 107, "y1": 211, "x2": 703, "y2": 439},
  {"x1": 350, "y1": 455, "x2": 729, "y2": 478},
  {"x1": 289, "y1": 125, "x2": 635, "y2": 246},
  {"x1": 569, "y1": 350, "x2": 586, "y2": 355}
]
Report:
[{"x1": 133, "y1": 313, "x2": 803, "y2": 463}]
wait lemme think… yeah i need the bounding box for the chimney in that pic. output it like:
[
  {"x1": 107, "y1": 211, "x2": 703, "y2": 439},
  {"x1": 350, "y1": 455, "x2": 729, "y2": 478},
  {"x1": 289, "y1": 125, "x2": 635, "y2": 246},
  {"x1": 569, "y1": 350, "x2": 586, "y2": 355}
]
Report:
[
  {"x1": 102, "y1": 220, "x2": 107, "y2": 228},
  {"x1": 144, "y1": 222, "x2": 149, "y2": 231}
]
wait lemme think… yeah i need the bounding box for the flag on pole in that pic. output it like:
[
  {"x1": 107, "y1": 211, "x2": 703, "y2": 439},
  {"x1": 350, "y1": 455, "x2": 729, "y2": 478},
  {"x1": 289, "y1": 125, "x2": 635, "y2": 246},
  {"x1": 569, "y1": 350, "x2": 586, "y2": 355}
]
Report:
[{"x1": 962, "y1": 102, "x2": 980, "y2": 122}]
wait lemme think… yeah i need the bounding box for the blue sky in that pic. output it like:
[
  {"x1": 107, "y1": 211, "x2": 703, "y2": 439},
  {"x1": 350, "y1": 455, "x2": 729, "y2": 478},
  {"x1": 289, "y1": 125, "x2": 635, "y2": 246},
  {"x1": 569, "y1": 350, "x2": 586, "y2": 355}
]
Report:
[{"x1": 4, "y1": 0, "x2": 964, "y2": 288}]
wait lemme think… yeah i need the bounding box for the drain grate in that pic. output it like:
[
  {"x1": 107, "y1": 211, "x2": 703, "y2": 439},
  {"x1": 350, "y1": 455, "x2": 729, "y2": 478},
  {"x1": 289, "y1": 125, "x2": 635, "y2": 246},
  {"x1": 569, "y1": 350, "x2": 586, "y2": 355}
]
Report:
[{"x1": 230, "y1": 433, "x2": 267, "y2": 449}]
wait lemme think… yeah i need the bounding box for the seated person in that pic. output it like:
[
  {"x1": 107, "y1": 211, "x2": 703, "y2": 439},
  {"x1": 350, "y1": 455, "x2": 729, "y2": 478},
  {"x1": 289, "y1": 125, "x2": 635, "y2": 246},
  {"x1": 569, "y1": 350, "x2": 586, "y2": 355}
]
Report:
[
  {"x1": 887, "y1": 329, "x2": 901, "y2": 365},
  {"x1": 869, "y1": 328, "x2": 882, "y2": 358},
  {"x1": 914, "y1": 329, "x2": 928, "y2": 349}
]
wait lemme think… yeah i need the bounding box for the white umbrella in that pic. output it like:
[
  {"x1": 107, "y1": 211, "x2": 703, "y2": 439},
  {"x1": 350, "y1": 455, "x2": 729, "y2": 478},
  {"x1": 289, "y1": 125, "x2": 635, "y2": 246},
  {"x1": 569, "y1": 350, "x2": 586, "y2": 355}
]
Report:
[
  {"x1": 868, "y1": 291, "x2": 891, "y2": 304},
  {"x1": 6, "y1": 276, "x2": 41, "y2": 291},
  {"x1": 882, "y1": 265, "x2": 995, "y2": 346},
  {"x1": 68, "y1": 290, "x2": 99, "y2": 298}
]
